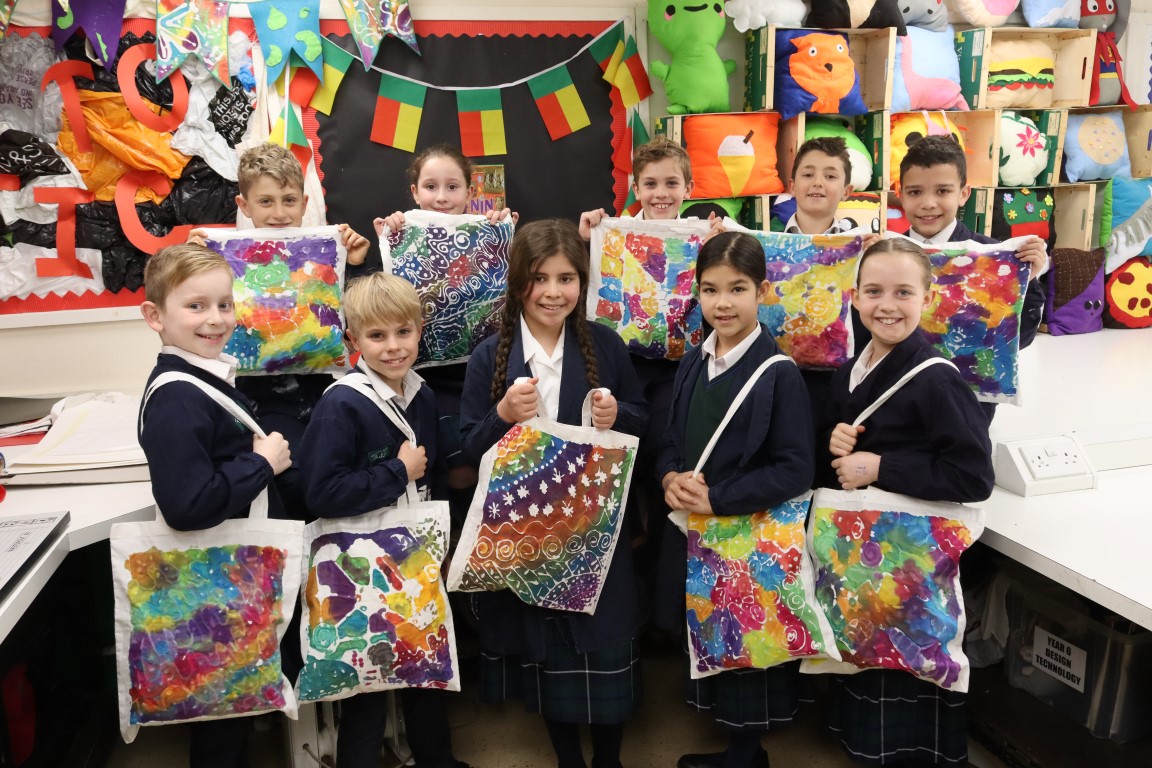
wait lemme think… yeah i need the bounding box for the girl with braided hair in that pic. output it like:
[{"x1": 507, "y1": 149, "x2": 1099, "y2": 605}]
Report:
[{"x1": 459, "y1": 218, "x2": 648, "y2": 768}]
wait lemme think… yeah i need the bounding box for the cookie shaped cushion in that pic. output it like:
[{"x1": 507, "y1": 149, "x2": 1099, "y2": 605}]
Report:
[
  {"x1": 1063, "y1": 111, "x2": 1130, "y2": 182},
  {"x1": 986, "y1": 38, "x2": 1056, "y2": 108}
]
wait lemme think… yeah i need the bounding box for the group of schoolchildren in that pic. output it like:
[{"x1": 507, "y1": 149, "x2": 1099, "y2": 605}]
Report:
[{"x1": 135, "y1": 130, "x2": 1048, "y2": 768}]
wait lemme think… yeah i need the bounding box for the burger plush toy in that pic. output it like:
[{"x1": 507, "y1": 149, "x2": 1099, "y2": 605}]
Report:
[{"x1": 986, "y1": 38, "x2": 1056, "y2": 108}]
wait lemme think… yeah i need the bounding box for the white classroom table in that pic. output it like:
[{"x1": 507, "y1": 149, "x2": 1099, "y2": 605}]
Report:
[{"x1": 984, "y1": 328, "x2": 1152, "y2": 631}]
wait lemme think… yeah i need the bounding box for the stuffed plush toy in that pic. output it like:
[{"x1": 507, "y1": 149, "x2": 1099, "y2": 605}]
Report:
[
  {"x1": 807, "y1": 0, "x2": 909, "y2": 35},
  {"x1": 889, "y1": 111, "x2": 965, "y2": 190},
  {"x1": 892, "y1": 26, "x2": 969, "y2": 111},
  {"x1": 724, "y1": 0, "x2": 807, "y2": 32},
  {"x1": 774, "y1": 30, "x2": 869, "y2": 120},
  {"x1": 999, "y1": 112, "x2": 1050, "y2": 186},
  {"x1": 900, "y1": 0, "x2": 949, "y2": 31},
  {"x1": 1081, "y1": 0, "x2": 1136, "y2": 107},
  {"x1": 954, "y1": 0, "x2": 1021, "y2": 27},
  {"x1": 805, "y1": 116, "x2": 874, "y2": 191},
  {"x1": 1022, "y1": 0, "x2": 1080, "y2": 28},
  {"x1": 648, "y1": 1, "x2": 735, "y2": 114}
]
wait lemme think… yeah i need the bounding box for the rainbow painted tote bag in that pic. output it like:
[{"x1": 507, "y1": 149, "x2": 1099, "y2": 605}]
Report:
[{"x1": 801, "y1": 487, "x2": 985, "y2": 692}]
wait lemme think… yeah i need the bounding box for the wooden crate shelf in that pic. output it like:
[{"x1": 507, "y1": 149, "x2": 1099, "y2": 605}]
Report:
[{"x1": 955, "y1": 27, "x2": 1096, "y2": 110}]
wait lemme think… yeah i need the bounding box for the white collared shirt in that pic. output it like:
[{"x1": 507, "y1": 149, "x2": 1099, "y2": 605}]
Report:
[
  {"x1": 356, "y1": 359, "x2": 424, "y2": 411},
  {"x1": 783, "y1": 214, "x2": 855, "y2": 235},
  {"x1": 702, "y1": 324, "x2": 762, "y2": 381},
  {"x1": 520, "y1": 315, "x2": 564, "y2": 420},
  {"x1": 908, "y1": 219, "x2": 959, "y2": 246},
  {"x1": 847, "y1": 341, "x2": 886, "y2": 393},
  {"x1": 162, "y1": 345, "x2": 238, "y2": 386}
]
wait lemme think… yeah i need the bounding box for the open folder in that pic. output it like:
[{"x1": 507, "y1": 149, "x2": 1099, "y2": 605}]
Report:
[{"x1": 1, "y1": 394, "x2": 149, "y2": 486}]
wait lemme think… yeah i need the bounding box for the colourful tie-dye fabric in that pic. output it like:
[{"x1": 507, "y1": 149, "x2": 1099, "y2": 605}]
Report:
[
  {"x1": 206, "y1": 226, "x2": 349, "y2": 377},
  {"x1": 803, "y1": 487, "x2": 984, "y2": 692},
  {"x1": 681, "y1": 493, "x2": 839, "y2": 678},
  {"x1": 385, "y1": 211, "x2": 513, "y2": 367},
  {"x1": 447, "y1": 418, "x2": 639, "y2": 614},
  {"x1": 587, "y1": 218, "x2": 861, "y2": 368},
  {"x1": 111, "y1": 510, "x2": 304, "y2": 743},
  {"x1": 297, "y1": 503, "x2": 459, "y2": 702},
  {"x1": 919, "y1": 236, "x2": 1031, "y2": 404},
  {"x1": 156, "y1": 0, "x2": 230, "y2": 85}
]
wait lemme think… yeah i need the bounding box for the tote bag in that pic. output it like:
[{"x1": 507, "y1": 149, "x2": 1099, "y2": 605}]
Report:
[
  {"x1": 801, "y1": 358, "x2": 986, "y2": 692},
  {"x1": 447, "y1": 389, "x2": 638, "y2": 614},
  {"x1": 296, "y1": 374, "x2": 459, "y2": 702},
  {"x1": 111, "y1": 373, "x2": 303, "y2": 743},
  {"x1": 668, "y1": 355, "x2": 839, "y2": 678}
]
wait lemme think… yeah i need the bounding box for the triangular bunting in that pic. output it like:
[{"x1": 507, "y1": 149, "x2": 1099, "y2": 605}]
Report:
[
  {"x1": 614, "y1": 109, "x2": 649, "y2": 174},
  {"x1": 310, "y1": 38, "x2": 356, "y2": 115},
  {"x1": 156, "y1": 0, "x2": 230, "y2": 85},
  {"x1": 51, "y1": 0, "x2": 126, "y2": 68},
  {"x1": 337, "y1": 0, "x2": 420, "y2": 68},
  {"x1": 528, "y1": 64, "x2": 590, "y2": 141},
  {"x1": 270, "y1": 106, "x2": 308, "y2": 148},
  {"x1": 249, "y1": 0, "x2": 325, "y2": 84},
  {"x1": 0, "y1": 0, "x2": 20, "y2": 36}
]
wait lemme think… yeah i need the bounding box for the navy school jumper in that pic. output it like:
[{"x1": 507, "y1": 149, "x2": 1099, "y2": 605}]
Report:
[{"x1": 459, "y1": 319, "x2": 649, "y2": 658}]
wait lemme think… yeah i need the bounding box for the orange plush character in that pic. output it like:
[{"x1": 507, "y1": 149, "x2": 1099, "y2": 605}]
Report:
[{"x1": 788, "y1": 33, "x2": 858, "y2": 113}]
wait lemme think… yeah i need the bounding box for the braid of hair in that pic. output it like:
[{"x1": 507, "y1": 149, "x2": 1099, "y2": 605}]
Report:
[
  {"x1": 572, "y1": 317, "x2": 600, "y2": 391},
  {"x1": 490, "y1": 306, "x2": 519, "y2": 404}
]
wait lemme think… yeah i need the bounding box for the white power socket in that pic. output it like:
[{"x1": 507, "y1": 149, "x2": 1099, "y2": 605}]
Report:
[{"x1": 995, "y1": 435, "x2": 1097, "y2": 497}]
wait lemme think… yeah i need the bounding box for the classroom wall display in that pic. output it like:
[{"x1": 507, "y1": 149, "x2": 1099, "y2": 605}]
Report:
[
  {"x1": 802, "y1": 487, "x2": 985, "y2": 692},
  {"x1": 1063, "y1": 111, "x2": 1131, "y2": 182},
  {"x1": 986, "y1": 37, "x2": 1057, "y2": 108},
  {"x1": 381, "y1": 211, "x2": 513, "y2": 367},
  {"x1": 1045, "y1": 247, "x2": 1106, "y2": 335},
  {"x1": 1104, "y1": 256, "x2": 1152, "y2": 328},
  {"x1": 297, "y1": 501, "x2": 459, "y2": 703},
  {"x1": 954, "y1": 0, "x2": 1022, "y2": 27},
  {"x1": 806, "y1": 0, "x2": 908, "y2": 35},
  {"x1": 676, "y1": 493, "x2": 840, "y2": 678},
  {"x1": 919, "y1": 236, "x2": 1032, "y2": 404},
  {"x1": 680, "y1": 112, "x2": 783, "y2": 198},
  {"x1": 446, "y1": 412, "x2": 639, "y2": 614},
  {"x1": 110, "y1": 494, "x2": 304, "y2": 743},
  {"x1": 891, "y1": 26, "x2": 968, "y2": 112},
  {"x1": 773, "y1": 30, "x2": 868, "y2": 121},
  {"x1": 205, "y1": 226, "x2": 349, "y2": 377},
  {"x1": 998, "y1": 112, "x2": 1050, "y2": 186},
  {"x1": 1021, "y1": 0, "x2": 1080, "y2": 28},
  {"x1": 1099, "y1": 176, "x2": 1152, "y2": 273}
]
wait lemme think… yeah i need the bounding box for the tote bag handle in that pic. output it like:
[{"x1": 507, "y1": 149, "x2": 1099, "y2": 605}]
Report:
[
  {"x1": 850, "y1": 357, "x2": 956, "y2": 428},
  {"x1": 141, "y1": 372, "x2": 270, "y2": 521},
  {"x1": 329, "y1": 373, "x2": 421, "y2": 504},
  {"x1": 690, "y1": 355, "x2": 792, "y2": 477},
  {"x1": 513, "y1": 376, "x2": 611, "y2": 430}
]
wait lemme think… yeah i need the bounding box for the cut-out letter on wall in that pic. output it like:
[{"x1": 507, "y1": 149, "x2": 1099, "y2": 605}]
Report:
[
  {"x1": 118, "y1": 44, "x2": 189, "y2": 131},
  {"x1": 32, "y1": 186, "x2": 95, "y2": 278},
  {"x1": 42, "y1": 60, "x2": 95, "y2": 153},
  {"x1": 115, "y1": 170, "x2": 198, "y2": 253}
]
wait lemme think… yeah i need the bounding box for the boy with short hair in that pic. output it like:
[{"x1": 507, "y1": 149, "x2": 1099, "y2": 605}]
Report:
[
  {"x1": 138, "y1": 243, "x2": 293, "y2": 767},
  {"x1": 298, "y1": 272, "x2": 469, "y2": 768},
  {"x1": 579, "y1": 136, "x2": 694, "y2": 238},
  {"x1": 784, "y1": 135, "x2": 858, "y2": 235},
  {"x1": 899, "y1": 135, "x2": 1047, "y2": 347}
]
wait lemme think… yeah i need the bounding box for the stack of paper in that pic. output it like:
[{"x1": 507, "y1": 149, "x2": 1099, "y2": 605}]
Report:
[
  {"x1": 1, "y1": 393, "x2": 149, "y2": 486},
  {"x1": 0, "y1": 513, "x2": 70, "y2": 599}
]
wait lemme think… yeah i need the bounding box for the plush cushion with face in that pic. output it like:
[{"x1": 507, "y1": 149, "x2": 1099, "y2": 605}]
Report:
[
  {"x1": 900, "y1": 0, "x2": 949, "y2": 31},
  {"x1": 774, "y1": 30, "x2": 868, "y2": 121},
  {"x1": 804, "y1": 116, "x2": 874, "y2": 191},
  {"x1": 891, "y1": 26, "x2": 969, "y2": 112},
  {"x1": 1079, "y1": 0, "x2": 1117, "y2": 30},
  {"x1": 682, "y1": 112, "x2": 783, "y2": 198},
  {"x1": 1046, "y1": 247, "x2": 1105, "y2": 335},
  {"x1": 999, "y1": 112, "x2": 1050, "y2": 186},
  {"x1": 986, "y1": 38, "x2": 1056, "y2": 108},
  {"x1": 954, "y1": 0, "x2": 1022, "y2": 26},
  {"x1": 807, "y1": 0, "x2": 908, "y2": 35},
  {"x1": 889, "y1": 111, "x2": 965, "y2": 190},
  {"x1": 1022, "y1": 0, "x2": 1081, "y2": 27},
  {"x1": 1063, "y1": 111, "x2": 1131, "y2": 182}
]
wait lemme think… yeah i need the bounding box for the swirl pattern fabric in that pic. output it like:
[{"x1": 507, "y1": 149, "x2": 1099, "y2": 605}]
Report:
[
  {"x1": 682, "y1": 493, "x2": 839, "y2": 679},
  {"x1": 206, "y1": 226, "x2": 349, "y2": 376},
  {"x1": 386, "y1": 212, "x2": 513, "y2": 366},
  {"x1": 297, "y1": 503, "x2": 459, "y2": 702},
  {"x1": 447, "y1": 419, "x2": 638, "y2": 614}
]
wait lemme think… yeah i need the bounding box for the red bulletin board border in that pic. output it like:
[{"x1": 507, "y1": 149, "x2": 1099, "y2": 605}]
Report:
[{"x1": 1, "y1": 17, "x2": 629, "y2": 316}]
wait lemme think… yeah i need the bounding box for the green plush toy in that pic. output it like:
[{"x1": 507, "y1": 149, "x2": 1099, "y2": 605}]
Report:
[{"x1": 648, "y1": 1, "x2": 735, "y2": 114}]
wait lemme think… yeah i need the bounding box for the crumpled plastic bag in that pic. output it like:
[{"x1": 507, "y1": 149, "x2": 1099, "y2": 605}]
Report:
[
  {"x1": 0, "y1": 242, "x2": 104, "y2": 301},
  {"x1": 70, "y1": 32, "x2": 175, "y2": 111},
  {"x1": 0, "y1": 150, "x2": 87, "y2": 226},
  {"x1": 171, "y1": 57, "x2": 242, "y2": 181},
  {"x1": 0, "y1": 32, "x2": 63, "y2": 140},
  {"x1": 0, "y1": 129, "x2": 70, "y2": 183},
  {"x1": 74, "y1": 200, "x2": 151, "y2": 292},
  {"x1": 162, "y1": 157, "x2": 238, "y2": 224},
  {"x1": 56, "y1": 89, "x2": 190, "y2": 203}
]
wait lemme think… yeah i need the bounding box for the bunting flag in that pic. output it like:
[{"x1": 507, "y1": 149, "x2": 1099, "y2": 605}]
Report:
[
  {"x1": 528, "y1": 65, "x2": 590, "y2": 141},
  {"x1": 270, "y1": 105, "x2": 308, "y2": 148},
  {"x1": 249, "y1": 0, "x2": 325, "y2": 84},
  {"x1": 338, "y1": 0, "x2": 420, "y2": 68},
  {"x1": 310, "y1": 37, "x2": 355, "y2": 115},
  {"x1": 613, "y1": 35, "x2": 653, "y2": 109},
  {"x1": 588, "y1": 22, "x2": 624, "y2": 83},
  {"x1": 156, "y1": 0, "x2": 230, "y2": 85},
  {"x1": 0, "y1": 0, "x2": 20, "y2": 36},
  {"x1": 614, "y1": 108, "x2": 649, "y2": 174},
  {"x1": 457, "y1": 89, "x2": 506, "y2": 157},
  {"x1": 279, "y1": 65, "x2": 320, "y2": 108},
  {"x1": 371, "y1": 73, "x2": 426, "y2": 152},
  {"x1": 51, "y1": 0, "x2": 126, "y2": 68}
]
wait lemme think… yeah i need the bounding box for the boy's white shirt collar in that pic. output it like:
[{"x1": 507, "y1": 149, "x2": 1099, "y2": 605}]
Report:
[
  {"x1": 356, "y1": 358, "x2": 423, "y2": 410},
  {"x1": 702, "y1": 324, "x2": 761, "y2": 380},
  {"x1": 519, "y1": 315, "x2": 564, "y2": 420},
  {"x1": 162, "y1": 345, "x2": 238, "y2": 385},
  {"x1": 909, "y1": 219, "x2": 959, "y2": 245}
]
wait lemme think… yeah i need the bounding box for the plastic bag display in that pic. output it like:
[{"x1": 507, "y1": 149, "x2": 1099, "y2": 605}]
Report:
[
  {"x1": 0, "y1": 32, "x2": 63, "y2": 139},
  {"x1": 0, "y1": 129, "x2": 69, "y2": 183}
]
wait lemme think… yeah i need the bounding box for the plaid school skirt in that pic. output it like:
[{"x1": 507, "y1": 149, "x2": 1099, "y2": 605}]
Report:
[
  {"x1": 685, "y1": 661, "x2": 802, "y2": 733},
  {"x1": 480, "y1": 619, "x2": 641, "y2": 725},
  {"x1": 827, "y1": 670, "x2": 967, "y2": 766}
]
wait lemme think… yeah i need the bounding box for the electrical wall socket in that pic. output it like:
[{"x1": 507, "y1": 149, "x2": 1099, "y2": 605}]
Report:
[{"x1": 995, "y1": 435, "x2": 1097, "y2": 497}]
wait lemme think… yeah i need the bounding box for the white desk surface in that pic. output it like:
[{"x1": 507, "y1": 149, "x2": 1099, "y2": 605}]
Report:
[{"x1": 985, "y1": 328, "x2": 1152, "y2": 630}]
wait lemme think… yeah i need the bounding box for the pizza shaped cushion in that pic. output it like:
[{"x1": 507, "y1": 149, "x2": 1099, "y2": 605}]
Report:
[
  {"x1": 986, "y1": 37, "x2": 1056, "y2": 108},
  {"x1": 1063, "y1": 111, "x2": 1130, "y2": 182},
  {"x1": 999, "y1": 112, "x2": 1050, "y2": 186},
  {"x1": 1105, "y1": 257, "x2": 1152, "y2": 328},
  {"x1": 774, "y1": 29, "x2": 868, "y2": 121},
  {"x1": 682, "y1": 112, "x2": 783, "y2": 198}
]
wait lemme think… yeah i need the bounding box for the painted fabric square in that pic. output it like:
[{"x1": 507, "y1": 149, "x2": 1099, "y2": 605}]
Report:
[
  {"x1": 384, "y1": 211, "x2": 513, "y2": 366},
  {"x1": 1046, "y1": 247, "x2": 1105, "y2": 335},
  {"x1": 297, "y1": 502, "x2": 459, "y2": 702},
  {"x1": 803, "y1": 487, "x2": 985, "y2": 692},
  {"x1": 919, "y1": 237, "x2": 1031, "y2": 404},
  {"x1": 677, "y1": 493, "x2": 839, "y2": 678},
  {"x1": 111, "y1": 513, "x2": 304, "y2": 742},
  {"x1": 206, "y1": 226, "x2": 348, "y2": 376},
  {"x1": 446, "y1": 418, "x2": 639, "y2": 614},
  {"x1": 587, "y1": 217, "x2": 710, "y2": 361}
]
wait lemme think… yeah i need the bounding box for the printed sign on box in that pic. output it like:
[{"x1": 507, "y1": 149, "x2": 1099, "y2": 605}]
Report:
[{"x1": 1032, "y1": 626, "x2": 1087, "y2": 692}]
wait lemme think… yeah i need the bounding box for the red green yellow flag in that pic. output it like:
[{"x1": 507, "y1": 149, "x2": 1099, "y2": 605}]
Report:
[
  {"x1": 614, "y1": 108, "x2": 650, "y2": 173},
  {"x1": 588, "y1": 23, "x2": 625, "y2": 83},
  {"x1": 310, "y1": 37, "x2": 356, "y2": 115},
  {"x1": 457, "y1": 89, "x2": 507, "y2": 157},
  {"x1": 270, "y1": 106, "x2": 308, "y2": 148},
  {"x1": 622, "y1": 185, "x2": 642, "y2": 217},
  {"x1": 528, "y1": 65, "x2": 590, "y2": 141},
  {"x1": 371, "y1": 73, "x2": 426, "y2": 152},
  {"x1": 613, "y1": 35, "x2": 653, "y2": 109}
]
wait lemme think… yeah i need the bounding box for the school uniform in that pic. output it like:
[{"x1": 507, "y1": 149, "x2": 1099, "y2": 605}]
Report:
[
  {"x1": 299, "y1": 360, "x2": 462, "y2": 768},
  {"x1": 460, "y1": 318, "x2": 648, "y2": 725},
  {"x1": 138, "y1": 348, "x2": 288, "y2": 768},
  {"x1": 815, "y1": 330, "x2": 994, "y2": 766},
  {"x1": 655, "y1": 325, "x2": 815, "y2": 733}
]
